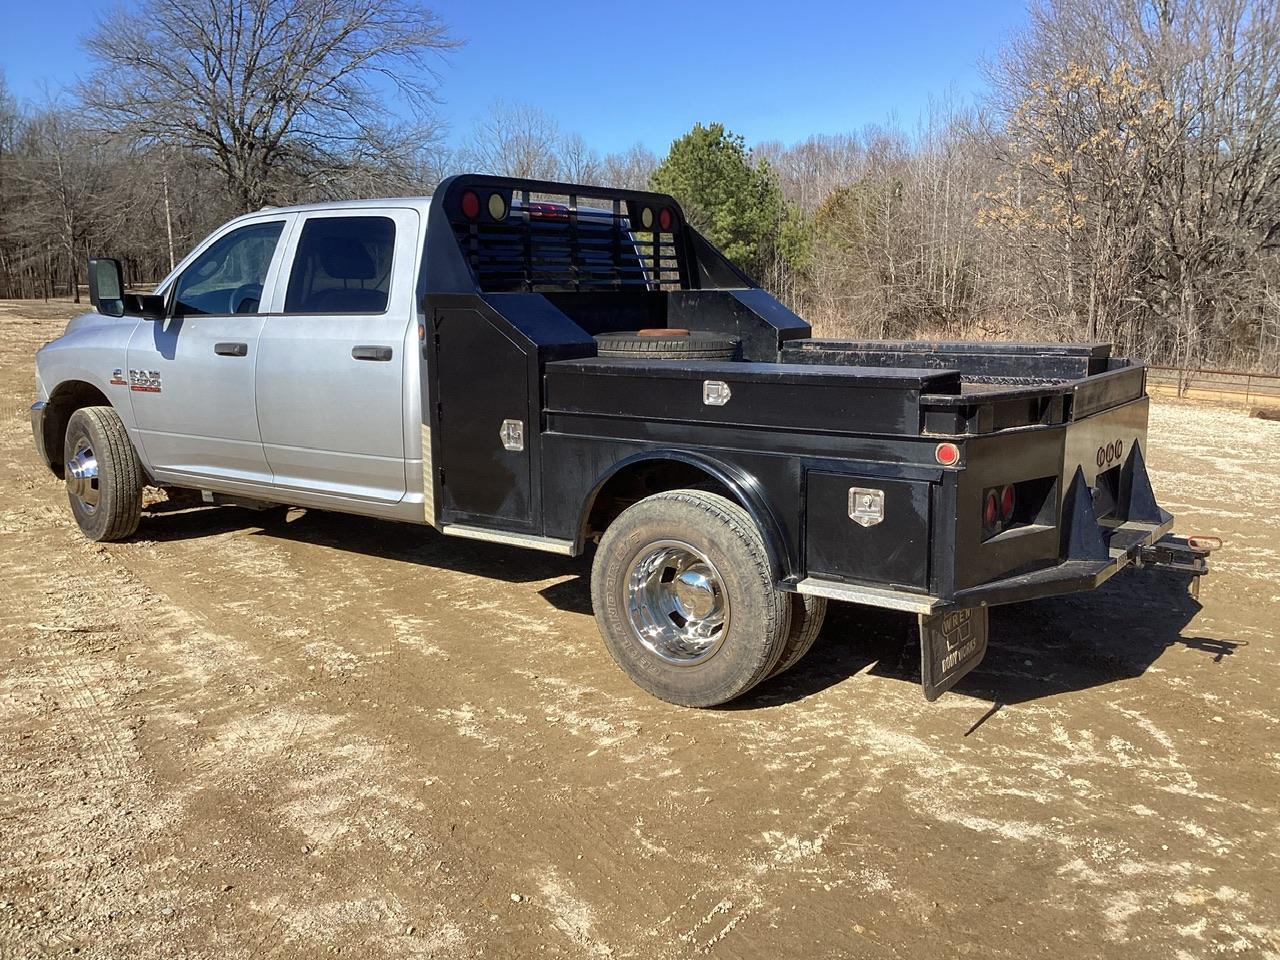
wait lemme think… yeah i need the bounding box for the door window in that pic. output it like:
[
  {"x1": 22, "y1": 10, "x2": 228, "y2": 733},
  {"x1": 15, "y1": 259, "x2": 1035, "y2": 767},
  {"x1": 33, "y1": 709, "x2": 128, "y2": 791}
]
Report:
[
  {"x1": 284, "y1": 216, "x2": 396, "y2": 314},
  {"x1": 173, "y1": 220, "x2": 285, "y2": 316}
]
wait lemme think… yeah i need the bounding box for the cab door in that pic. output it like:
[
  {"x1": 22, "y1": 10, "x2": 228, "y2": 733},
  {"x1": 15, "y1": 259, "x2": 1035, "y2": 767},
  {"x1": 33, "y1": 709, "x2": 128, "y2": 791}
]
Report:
[
  {"x1": 255, "y1": 209, "x2": 418, "y2": 503},
  {"x1": 126, "y1": 216, "x2": 291, "y2": 485}
]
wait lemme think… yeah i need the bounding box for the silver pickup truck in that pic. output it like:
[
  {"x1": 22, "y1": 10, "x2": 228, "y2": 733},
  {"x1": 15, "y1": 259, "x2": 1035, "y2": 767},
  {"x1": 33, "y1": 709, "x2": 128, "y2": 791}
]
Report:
[{"x1": 30, "y1": 174, "x2": 1211, "y2": 708}]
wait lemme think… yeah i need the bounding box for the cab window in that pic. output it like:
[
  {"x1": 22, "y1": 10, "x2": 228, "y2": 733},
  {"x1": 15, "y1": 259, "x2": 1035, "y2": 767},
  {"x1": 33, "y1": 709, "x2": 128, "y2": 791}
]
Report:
[
  {"x1": 284, "y1": 216, "x2": 396, "y2": 314},
  {"x1": 173, "y1": 220, "x2": 285, "y2": 316}
]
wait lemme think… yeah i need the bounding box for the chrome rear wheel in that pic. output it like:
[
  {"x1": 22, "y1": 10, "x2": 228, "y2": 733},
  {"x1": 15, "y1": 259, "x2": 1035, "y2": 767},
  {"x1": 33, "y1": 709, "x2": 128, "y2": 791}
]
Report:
[
  {"x1": 591, "y1": 488, "x2": 791, "y2": 707},
  {"x1": 625, "y1": 540, "x2": 729, "y2": 665}
]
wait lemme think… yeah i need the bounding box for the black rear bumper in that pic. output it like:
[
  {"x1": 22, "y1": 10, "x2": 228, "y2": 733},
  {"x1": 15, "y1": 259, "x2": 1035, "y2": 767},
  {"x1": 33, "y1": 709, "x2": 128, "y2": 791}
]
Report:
[{"x1": 951, "y1": 522, "x2": 1211, "y2": 608}]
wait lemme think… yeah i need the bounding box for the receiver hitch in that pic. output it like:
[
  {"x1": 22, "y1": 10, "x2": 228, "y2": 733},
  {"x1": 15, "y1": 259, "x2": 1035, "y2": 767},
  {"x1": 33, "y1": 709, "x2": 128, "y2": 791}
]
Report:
[{"x1": 1137, "y1": 534, "x2": 1219, "y2": 597}]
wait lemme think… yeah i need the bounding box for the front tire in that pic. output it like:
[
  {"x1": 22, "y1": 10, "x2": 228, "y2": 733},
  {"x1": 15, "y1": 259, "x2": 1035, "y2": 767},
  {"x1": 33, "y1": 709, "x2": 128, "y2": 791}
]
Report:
[
  {"x1": 63, "y1": 406, "x2": 144, "y2": 542},
  {"x1": 591, "y1": 489, "x2": 791, "y2": 707}
]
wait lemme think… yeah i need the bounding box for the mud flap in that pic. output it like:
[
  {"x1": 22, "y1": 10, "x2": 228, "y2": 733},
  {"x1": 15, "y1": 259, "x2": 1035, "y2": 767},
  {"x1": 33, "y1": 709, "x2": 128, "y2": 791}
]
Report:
[{"x1": 919, "y1": 607, "x2": 989, "y2": 701}]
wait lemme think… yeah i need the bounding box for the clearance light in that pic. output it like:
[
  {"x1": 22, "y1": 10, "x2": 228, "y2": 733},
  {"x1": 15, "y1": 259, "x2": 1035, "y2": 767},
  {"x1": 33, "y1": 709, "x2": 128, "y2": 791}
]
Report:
[
  {"x1": 487, "y1": 192, "x2": 507, "y2": 220},
  {"x1": 934, "y1": 442, "x2": 960, "y2": 466},
  {"x1": 460, "y1": 189, "x2": 481, "y2": 219},
  {"x1": 659, "y1": 207, "x2": 674, "y2": 231},
  {"x1": 640, "y1": 207, "x2": 655, "y2": 230}
]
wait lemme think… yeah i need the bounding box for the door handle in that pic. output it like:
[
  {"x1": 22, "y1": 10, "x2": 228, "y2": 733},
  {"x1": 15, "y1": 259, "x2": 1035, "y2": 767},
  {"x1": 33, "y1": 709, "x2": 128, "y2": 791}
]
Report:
[
  {"x1": 214, "y1": 342, "x2": 248, "y2": 357},
  {"x1": 352, "y1": 345, "x2": 393, "y2": 362}
]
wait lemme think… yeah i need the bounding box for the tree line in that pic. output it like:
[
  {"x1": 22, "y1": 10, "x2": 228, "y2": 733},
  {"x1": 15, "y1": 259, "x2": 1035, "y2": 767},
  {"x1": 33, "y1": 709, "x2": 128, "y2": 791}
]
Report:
[{"x1": 1, "y1": 0, "x2": 1277, "y2": 373}]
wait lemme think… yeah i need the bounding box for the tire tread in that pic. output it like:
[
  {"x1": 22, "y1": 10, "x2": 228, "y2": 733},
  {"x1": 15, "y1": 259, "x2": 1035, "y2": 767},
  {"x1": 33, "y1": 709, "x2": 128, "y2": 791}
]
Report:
[{"x1": 65, "y1": 405, "x2": 144, "y2": 542}]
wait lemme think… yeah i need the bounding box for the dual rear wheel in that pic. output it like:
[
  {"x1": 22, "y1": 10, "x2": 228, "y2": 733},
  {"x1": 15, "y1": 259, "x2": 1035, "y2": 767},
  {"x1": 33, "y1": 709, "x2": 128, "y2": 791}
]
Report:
[{"x1": 591, "y1": 488, "x2": 825, "y2": 707}]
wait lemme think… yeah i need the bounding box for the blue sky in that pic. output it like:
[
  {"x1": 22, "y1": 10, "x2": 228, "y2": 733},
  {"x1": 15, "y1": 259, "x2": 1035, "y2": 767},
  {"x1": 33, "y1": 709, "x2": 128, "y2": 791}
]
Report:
[{"x1": 0, "y1": 0, "x2": 1028, "y2": 154}]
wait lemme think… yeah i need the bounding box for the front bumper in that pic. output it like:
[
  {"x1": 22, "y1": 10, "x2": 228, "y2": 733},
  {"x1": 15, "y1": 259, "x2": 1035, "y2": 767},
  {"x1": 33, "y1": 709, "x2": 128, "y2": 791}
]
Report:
[{"x1": 31, "y1": 401, "x2": 53, "y2": 471}]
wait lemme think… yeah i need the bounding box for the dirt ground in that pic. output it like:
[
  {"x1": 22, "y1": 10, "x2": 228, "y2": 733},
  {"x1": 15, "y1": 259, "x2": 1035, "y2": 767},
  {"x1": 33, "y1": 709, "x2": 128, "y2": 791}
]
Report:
[{"x1": 1, "y1": 300, "x2": 1277, "y2": 960}]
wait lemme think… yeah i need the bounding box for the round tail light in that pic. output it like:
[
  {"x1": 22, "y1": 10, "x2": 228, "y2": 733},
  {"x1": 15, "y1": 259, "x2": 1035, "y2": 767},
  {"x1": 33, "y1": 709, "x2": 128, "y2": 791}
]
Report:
[
  {"x1": 1001, "y1": 484, "x2": 1016, "y2": 520},
  {"x1": 984, "y1": 491, "x2": 999, "y2": 528},
  {"x1": 658, "y1": 207, "x2": 673, "y2": 231},
  {"x1": 460, "y1": 189, "x2": 481, "y2": 219}
]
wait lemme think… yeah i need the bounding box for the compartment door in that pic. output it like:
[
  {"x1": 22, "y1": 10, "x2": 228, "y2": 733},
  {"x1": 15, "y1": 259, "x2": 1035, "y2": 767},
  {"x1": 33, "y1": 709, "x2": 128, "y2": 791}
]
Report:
[
  {"x1": 435, "y1": 309, "x2": 533, "y2": 526},
  {"x1": 805, "y1": 471, "x2": 932, "y2": 591}
]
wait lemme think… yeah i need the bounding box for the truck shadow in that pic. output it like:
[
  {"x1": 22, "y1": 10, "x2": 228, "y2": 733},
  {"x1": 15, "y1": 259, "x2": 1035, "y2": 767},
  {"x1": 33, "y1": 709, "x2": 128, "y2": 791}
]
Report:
[
  {"x1": 137, "y1": 502, "x2": 1240, "y2": 708},
  {"x1": 137, "y1": 499, "x2": 594, "y2": 585},
  {"x1": 742, "y1": 567, "x2": 1242, "y2": 708}
]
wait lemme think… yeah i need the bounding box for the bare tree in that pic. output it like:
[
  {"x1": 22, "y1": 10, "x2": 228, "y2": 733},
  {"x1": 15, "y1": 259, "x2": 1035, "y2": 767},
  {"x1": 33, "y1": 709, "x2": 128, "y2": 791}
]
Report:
[
  {"x1": 600, "y1": 143, "x2": 658, "y2": 191},
  {"x1": 988, "y1": 0, "x2": 1280, "y2": 370},
  {"x1": 558, "y1": 132, "x2": 601, "y2": 184},
  {"x1": 80, "y1": 0, "x2": 457, "y2": 211},
  {"x1": 463, "y1": 101, "x2": 561, "y2": 180}
]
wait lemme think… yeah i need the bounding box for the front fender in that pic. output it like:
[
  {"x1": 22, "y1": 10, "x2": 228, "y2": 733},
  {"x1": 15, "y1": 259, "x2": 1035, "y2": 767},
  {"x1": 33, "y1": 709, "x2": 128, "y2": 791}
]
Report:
[{"x1": 36, "y1": 316, "x2": 140, "y2": 430}]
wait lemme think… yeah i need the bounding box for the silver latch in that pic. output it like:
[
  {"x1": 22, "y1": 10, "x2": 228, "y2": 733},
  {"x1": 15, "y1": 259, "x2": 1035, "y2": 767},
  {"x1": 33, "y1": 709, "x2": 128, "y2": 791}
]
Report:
[
  {"x1": 848, "y1": 487, "x2": 885, "y2": 527},
  {"x1": 499, "y1": 419, "x2": 524, "y2": 451},
  {"x1": 703, "y1": 380, "x2": 732, "y2": 406}
]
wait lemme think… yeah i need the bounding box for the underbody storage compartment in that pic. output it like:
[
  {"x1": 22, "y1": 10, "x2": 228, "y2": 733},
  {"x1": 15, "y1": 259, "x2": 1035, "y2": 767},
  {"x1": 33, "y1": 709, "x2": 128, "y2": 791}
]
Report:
[{"x1": 804, "y1": 472, "x2": 932, "y2": 591}]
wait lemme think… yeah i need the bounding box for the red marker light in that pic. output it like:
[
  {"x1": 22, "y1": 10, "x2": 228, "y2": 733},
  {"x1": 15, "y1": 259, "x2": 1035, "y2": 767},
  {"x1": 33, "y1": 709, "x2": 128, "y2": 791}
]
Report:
[
  {"x1": 1001, "y1": 484, "x2": 1016, "y2": 520},
  {"x1": 935, "y1": 442, "x2": 960, "y2": 466},
  {"x1": 659, "y1": 207, "x2": 673, "y2": 231},
  {"x1": 460, "y1": 190, "x2": 480, "y2": 219},
  {"x1": 984, "y1": 491, "x2": 999, "y2": 528}
]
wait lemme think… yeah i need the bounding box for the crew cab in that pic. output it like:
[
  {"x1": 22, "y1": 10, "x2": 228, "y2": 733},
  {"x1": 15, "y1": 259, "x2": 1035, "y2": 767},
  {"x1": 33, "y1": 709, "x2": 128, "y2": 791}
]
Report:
[{"x1": 29, "y1": 175, "x2": 1213, "y2": 707}]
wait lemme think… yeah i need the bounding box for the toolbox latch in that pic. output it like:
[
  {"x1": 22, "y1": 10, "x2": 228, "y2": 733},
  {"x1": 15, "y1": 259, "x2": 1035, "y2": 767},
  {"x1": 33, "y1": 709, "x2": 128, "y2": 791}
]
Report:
[
  {"x1": 848, "y1": 487, "x2": 885, "y2": 527},
  {"x1": 499, "y1": 419, "x2": 524, "y2": 452}
]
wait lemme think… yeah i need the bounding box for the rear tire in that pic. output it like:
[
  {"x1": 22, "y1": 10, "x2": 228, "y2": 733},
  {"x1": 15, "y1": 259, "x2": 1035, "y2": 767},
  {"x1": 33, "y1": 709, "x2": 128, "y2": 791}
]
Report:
[
  {"x1": 63, "y1": 406, "x2": 144, "y2": 542},
  {"x1": 591, "y1": 488, "x2": 790, "y2": 707},
  {"x1": 768, "y1": 594, "x2": 828, "y2": 679}
]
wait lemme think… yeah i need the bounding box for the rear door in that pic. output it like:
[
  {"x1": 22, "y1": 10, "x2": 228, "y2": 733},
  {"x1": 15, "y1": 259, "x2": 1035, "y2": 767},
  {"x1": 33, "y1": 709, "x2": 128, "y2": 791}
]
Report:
[
  {"x1": 127, "y1": 216, "x2": 291, "y2": 485},
  {"x1": 255, "y1": 209, "x2": 419, "y2": 503}
]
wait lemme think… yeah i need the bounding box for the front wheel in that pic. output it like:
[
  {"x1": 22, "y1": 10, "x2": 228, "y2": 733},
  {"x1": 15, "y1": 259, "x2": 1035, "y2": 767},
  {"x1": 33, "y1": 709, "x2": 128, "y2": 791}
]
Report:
[
  {"x1": 591, "y1": 489, "x2": 791, "y2": 707},
  {"x1": 63, "y1": 405, "x2": 144, "y2": 542}
]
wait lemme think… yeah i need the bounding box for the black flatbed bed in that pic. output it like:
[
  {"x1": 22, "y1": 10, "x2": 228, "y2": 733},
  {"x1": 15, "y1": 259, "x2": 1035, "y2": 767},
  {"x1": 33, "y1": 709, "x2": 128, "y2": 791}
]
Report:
[{"x1": 414, "y1": 174, "x2": 1207, "y2": 704}]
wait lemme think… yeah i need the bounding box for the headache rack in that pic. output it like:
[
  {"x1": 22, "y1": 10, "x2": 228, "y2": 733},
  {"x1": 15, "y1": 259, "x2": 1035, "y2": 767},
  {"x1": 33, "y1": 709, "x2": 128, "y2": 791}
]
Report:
[{"x1": 437, "y1": 175, "x2": 691, "y2": 293}]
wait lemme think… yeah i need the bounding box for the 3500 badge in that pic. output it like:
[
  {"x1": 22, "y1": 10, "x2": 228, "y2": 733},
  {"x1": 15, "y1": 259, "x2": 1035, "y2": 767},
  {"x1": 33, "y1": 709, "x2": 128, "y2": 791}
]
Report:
[{"x1": 110, "y1": 368, "x2": 162, "y2": 393}]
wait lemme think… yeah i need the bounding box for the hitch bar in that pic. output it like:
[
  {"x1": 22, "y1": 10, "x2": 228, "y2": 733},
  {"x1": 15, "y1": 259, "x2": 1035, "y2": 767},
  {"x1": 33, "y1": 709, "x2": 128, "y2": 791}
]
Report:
[
  {"x1": 1137, "y1": 534, "x2": 1213, "y2": 576},
  {"x1": 1137, "y1": 534, "x2": 1218, "y2": 597}
]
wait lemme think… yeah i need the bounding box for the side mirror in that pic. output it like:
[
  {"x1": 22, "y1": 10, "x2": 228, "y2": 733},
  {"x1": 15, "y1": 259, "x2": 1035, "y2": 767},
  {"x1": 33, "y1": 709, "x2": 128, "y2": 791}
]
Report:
[
  {"x1": 87, "y1": 257, "x2": 166, "y2": 321},
  {"x1": 88, "y1": 258, "x2": 125, "y2": 316}
]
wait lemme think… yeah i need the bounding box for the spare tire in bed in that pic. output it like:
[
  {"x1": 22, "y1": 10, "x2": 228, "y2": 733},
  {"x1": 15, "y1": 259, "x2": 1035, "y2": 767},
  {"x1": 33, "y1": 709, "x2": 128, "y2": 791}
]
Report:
[{"x1": 593, "y1": 329, "x2": 741, "y2": 360}]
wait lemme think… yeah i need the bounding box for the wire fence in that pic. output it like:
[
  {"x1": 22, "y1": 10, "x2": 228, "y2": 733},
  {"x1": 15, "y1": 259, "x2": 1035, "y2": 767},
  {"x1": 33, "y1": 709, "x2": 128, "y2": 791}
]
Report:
[{"x1": 1146, "y1": 365, "x2": 1280, "y2": 407}]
